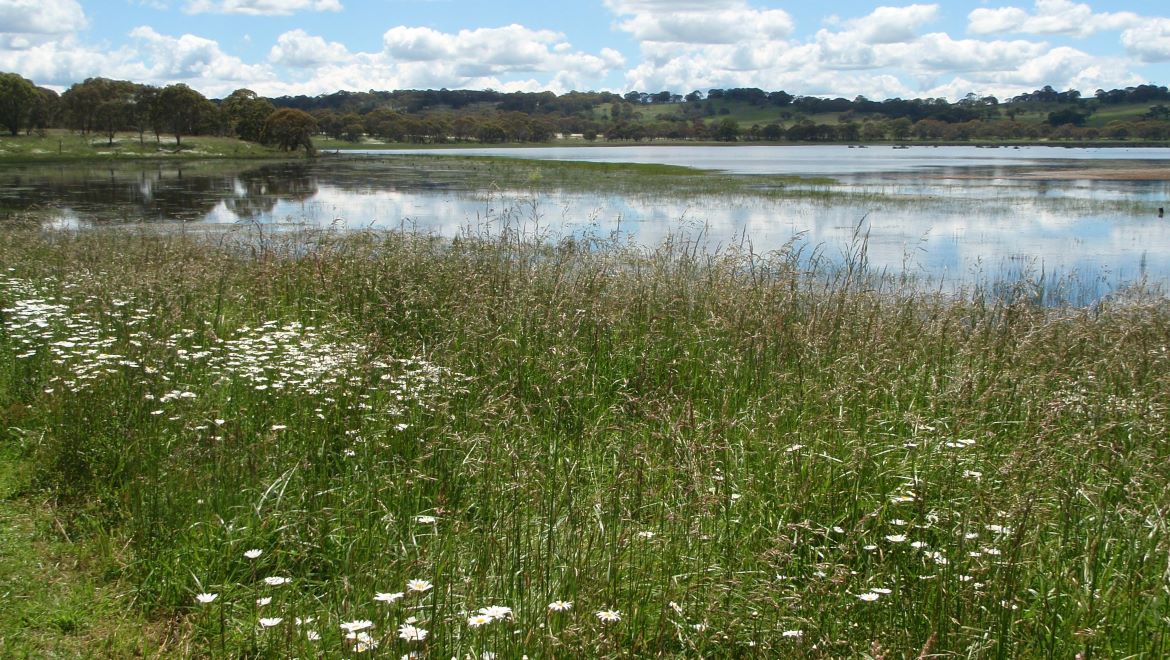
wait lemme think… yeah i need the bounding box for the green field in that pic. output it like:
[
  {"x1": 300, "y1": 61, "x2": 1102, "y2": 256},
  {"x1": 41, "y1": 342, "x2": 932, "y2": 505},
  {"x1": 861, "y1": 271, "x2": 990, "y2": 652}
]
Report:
[
  {"x1": 1, "y1": 221, "x2": 1168, "y2": 657},
  {"x1": 0, "y1": 130, "x2": 280, "y2": 161}
]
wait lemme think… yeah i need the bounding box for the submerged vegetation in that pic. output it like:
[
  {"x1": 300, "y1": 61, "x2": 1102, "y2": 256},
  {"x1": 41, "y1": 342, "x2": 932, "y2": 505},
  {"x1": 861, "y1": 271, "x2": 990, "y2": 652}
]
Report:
[{"x1": 1, "y1": 223, "x2": 1168, "y2": 657}]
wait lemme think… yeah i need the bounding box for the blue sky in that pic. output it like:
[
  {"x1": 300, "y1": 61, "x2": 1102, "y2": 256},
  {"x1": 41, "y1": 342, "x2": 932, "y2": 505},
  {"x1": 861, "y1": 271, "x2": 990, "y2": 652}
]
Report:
[{"x1": 2, "y1": 0, "x2": 1170, "y2": 100}]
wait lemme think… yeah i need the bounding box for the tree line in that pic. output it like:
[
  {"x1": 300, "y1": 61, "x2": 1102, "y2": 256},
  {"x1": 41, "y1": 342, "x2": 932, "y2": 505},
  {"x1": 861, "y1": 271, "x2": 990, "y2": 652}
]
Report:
[
  {"x1": 0, "y1": 73, "x2": 316, "y2": 153},
  {"x1": 3, "y1": 71, "x2": 1170, "y2": 148}
]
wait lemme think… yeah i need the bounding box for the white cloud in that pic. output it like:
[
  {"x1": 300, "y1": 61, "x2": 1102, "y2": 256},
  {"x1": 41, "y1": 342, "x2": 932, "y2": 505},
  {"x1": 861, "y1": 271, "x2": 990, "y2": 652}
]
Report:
[
  {"x1": 0, "y1": 38, "x2": 111, "y2": 87},
  {"x1": 382, "y1": 24, "x2": 607, "y2": 76},
  {"x1": 844, "y1": 4, "x2": 939, "y2": 45},
  {"x1": 269, "y1": 29, "x2": 349, "y2": 68},
  {"x1": 894, "y1": 33, "x2": 1049, "y2": 73},
  {"x1": 381, "y1": 26, "x2": 454, "y2": 61},
  {"x1": 606, "y1": 0, "x2": 792, "y2": 45},
  {"x1": 616, "y1": 8, "x2": 794, "y2": 45},
  {"x1": 0, "y1": 0, "x2": 87, "y2": 48},
  {"x1": 184, "y1": 0, "x2": 342, "y2": 16},
  {"x1": 128, "y1": 26, "x2": 275, "y2": 94},
  {"x1": 968, "y1": 0, "x2": 1140, "y2": 38},
  {"x1": 1121, "y1": 19, "x2": 1170, "y2": 63}
]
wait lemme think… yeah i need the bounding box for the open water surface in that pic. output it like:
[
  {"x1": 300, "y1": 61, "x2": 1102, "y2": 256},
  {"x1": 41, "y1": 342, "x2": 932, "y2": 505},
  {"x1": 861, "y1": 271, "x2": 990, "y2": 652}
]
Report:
[{"x1": 3, "y1": 146, "x2": 1170, "y2": 298}]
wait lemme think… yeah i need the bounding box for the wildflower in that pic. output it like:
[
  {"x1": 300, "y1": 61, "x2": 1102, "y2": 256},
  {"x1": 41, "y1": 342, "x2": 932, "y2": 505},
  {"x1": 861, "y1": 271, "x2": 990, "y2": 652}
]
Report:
[
  {"x1": 482, "y1": 653, "x2": 497, "y2": 660},
  {"x1": 375, "y1": 592, "x2": 405, "y2": 603},
  {"x1": 398, "y1": 623, "x2": 428, "y2": 642},
  {"x1": 782, "y1": 629, "x2": 803, "y2": 638},
  {"x1": 340, "y1": 619, "x2": 373, "y2": 633},
  {"x1": 596, "y1": 609, "x2": 621, "y2": 622},
  {"x1": 858, "y1": 592, "x2": 881, "y2": 602},
  {"x1": 468, "y1": 613, "x2": 493, "y2": 627},
  {"x1": 692, "y1": 623, "x2": 708, "y2": 631},
  {"x1": 306, "y1": 630, "x2": 321, "y2": 641},
  {"x1": 637, "y1": 530, "x2": 655, "y2": 539},
  {"x1": 831, "y1": 526, "x2": 845, "y2": 534},
  {"x1": 669, "y1": 601, "x2": 683, "y2": 614},
  {"x1": 870, "y1": 588, "x2": 892, "y2": 594},
  {"x1": 263, "y1": 576, "x2": 290, "y2": 586},
  {"x1": 406, "y1": 579, "x2": 433, "y2": 593},
  {"x1": 350, "y1": 631, "x2": 378, "y2": 652},
  {"x1": 259, "y1": 617, "x2": 283, "y2": 627},
  {"x1": 271, "y1": 424, "x2": 287, "y2": 431},
  {"x1": 195, "y1": 592, "x2": 218, "y2": 604},
  {"x1": 256, "y1": 597, "x2": 272, "y2": 606},
  {"x1": 885, "y1": 534, "x2": 907, "y2": 543},
  {"x1": 479, "y1": 605, "x2": 513, "y2": 620},
  {"x1": 547, "y1": 600, "x2": 572, "y2": 612},
  {"x1": 415, "y1": 515, "x2": 436, "y2": 524},
  {"x1": 244, "y1": 549, "x2": 263, "y2": 559}
]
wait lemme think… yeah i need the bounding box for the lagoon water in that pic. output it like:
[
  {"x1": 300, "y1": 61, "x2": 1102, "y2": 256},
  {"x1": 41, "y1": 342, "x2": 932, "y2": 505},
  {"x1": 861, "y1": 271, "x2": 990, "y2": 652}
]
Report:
[{"x1": 4, "y1": 145, "x2": 1170, "y2": 298}]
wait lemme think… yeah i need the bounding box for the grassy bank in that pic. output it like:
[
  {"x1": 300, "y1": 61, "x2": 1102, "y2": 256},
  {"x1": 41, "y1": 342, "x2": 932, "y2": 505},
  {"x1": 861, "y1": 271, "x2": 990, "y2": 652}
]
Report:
[
  {"x1": 0, "y1": 130, "x2": 281, "y2": 162},
  {"x1": 1, "y1": 225, "x2": 1168, "y2": 657}
]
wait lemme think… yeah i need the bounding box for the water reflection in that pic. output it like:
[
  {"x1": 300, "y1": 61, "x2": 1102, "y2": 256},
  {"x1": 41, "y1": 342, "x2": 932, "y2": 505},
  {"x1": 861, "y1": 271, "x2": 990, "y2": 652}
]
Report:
[{"x1": 2, "y1": 154, "x2": 1169, "y2": 295}]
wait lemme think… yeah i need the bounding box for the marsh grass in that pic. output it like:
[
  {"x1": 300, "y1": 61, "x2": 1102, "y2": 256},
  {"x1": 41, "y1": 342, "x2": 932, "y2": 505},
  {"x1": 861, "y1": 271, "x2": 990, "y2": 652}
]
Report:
[{"x1": 1, "y1": 221, "x2": 1169, "y2": 657}]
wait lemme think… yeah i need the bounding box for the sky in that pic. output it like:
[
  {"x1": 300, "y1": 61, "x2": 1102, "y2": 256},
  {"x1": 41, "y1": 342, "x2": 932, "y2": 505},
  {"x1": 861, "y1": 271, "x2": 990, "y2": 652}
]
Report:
[{"x1": 2, "y1": 0, "x2": 1170, "y2": 101}]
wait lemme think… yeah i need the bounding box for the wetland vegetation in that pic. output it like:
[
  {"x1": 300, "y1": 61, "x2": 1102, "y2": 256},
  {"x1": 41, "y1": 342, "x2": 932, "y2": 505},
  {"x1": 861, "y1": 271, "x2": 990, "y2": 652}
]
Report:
[{"x1": 1, "y1": 218, "x2": 1169, "y2": 657}]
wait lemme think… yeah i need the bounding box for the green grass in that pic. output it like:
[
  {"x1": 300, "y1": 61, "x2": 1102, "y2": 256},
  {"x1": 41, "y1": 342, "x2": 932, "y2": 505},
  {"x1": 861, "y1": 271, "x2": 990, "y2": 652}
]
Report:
[
  {"x1": 0, "y1": 130, "x2": 282, "y2": 162},
  {"x1": 0, "y1": 441, "x2": 179, "y2": 657},
  {"x1": 1, "y1": 224, "x2": 1168, "y2": 657},
  {"x1": 340, "y1": 153, "x2": 839, "y2": 191}
]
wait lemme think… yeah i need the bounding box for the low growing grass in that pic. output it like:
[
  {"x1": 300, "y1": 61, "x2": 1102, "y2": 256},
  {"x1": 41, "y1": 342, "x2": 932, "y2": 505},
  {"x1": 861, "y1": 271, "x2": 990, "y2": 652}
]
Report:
[
  {"x1": 1, "y1": 223, "x2": 1168, "y2": 657},
  {"x1": 0, "y1": 130, "x2": 280, "y2": 162}
]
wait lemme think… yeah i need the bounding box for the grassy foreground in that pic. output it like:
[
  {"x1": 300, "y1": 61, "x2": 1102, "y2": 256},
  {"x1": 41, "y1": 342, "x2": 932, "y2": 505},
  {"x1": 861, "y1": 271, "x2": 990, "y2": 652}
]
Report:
[{"x1": 1, "y1": 225, "x2": 1169, "y2": 658}]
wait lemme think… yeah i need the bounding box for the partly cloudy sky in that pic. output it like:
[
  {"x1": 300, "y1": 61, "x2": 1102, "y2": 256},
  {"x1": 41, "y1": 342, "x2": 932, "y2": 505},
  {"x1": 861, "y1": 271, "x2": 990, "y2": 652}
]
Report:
[{"x1": 1, "y1": 0, "x2": 1168, "y2": 100}]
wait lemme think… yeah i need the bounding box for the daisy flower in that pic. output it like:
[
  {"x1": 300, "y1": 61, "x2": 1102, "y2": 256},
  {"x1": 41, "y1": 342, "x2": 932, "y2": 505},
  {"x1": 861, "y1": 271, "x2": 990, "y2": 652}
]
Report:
[
  {"x1": 468, "y1": 613, "x2": 493, "y2": 627},
  {"x1": 406, "y1": 579, "x2": 433, "y2": 593},
  {"x1": 596, "y1": 609, "x2": 621, "y2": 622},
  {"x1": 398, "y1": 623, "x2": 428, "y2": 642},
  {"x1": 340, "y1": 619, "x2": 373, "y2": 633},
  {"x1": 478, "y1": 605, "x2": 512, "y2": 620}
]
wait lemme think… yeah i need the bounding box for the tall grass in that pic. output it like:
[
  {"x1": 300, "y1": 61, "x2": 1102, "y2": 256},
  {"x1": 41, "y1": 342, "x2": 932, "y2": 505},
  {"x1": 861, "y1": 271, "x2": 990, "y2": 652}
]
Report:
[{"x1": 1, "y1": 221, "x2": 1168, "y2": 657}]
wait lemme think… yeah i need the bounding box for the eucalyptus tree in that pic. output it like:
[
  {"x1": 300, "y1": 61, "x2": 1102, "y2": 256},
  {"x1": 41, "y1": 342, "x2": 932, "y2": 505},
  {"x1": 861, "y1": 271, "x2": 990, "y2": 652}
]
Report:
[
  {"x1": 155, "y1": 83, "x2": 210, "y2": 148},
  {"x1": 221, "y1": 88, "x2": 274, "y2": 143},
  {"x1": 261, "y1": 108, "x2": 316, "y2": 154},
  {"x1": 0, "y1": 72, "x2": 38, "y2": 136}
]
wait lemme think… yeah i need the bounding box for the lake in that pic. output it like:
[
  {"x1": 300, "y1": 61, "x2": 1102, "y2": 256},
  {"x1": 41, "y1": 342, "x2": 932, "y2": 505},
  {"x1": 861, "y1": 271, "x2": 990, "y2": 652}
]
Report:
[{"x1": 3, "y1": 145, "x2": 1170, "y2": 299}]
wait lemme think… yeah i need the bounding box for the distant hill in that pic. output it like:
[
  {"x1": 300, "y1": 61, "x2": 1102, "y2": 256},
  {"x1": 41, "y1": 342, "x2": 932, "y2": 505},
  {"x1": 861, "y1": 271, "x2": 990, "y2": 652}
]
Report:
[{"x1": 5, "y1": 71, "x2": 1170, "y2": 146}]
